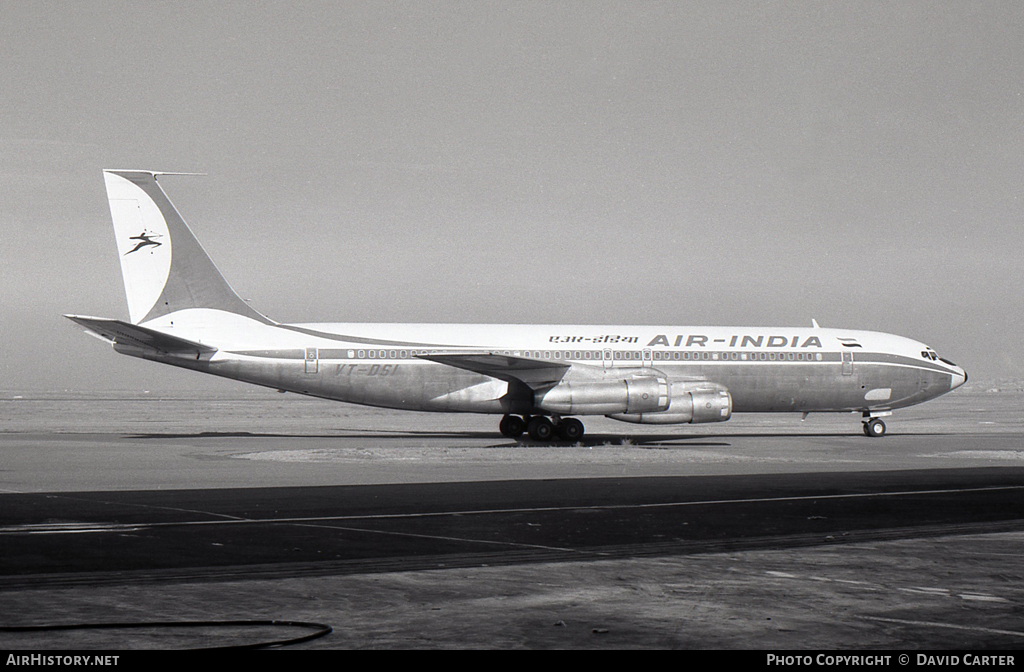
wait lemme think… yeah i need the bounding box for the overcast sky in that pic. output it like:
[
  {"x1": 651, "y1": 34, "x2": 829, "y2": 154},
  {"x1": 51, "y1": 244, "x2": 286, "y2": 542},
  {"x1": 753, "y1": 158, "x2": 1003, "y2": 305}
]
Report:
[{"x1": 2, "y1": 0, "x2": 1022, "y2": 392}]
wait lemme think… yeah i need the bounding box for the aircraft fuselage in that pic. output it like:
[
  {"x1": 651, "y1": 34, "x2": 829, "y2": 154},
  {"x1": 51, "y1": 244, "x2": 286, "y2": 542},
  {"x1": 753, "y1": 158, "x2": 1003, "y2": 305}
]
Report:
[{"x1": 124, "y1": 311, "x2": 964, "y2": 417}]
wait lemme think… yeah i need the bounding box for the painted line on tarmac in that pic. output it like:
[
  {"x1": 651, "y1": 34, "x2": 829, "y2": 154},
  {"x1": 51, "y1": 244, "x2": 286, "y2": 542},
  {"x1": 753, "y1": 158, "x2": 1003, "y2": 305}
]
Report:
[
  {"x1": 767, "y1": 571, "x2": 1009, "y2": 605},
  {"x1": 960, "y1": 593, "x2": 1010, "y2": 603},
  {"x1": 861, "y1": 616, "x2": 1024, "y2": 638},
  {"x1": 0, "y1": 492, "x2": 252, "y2": 524},
  {"x1": 2, "y1": 484, "x2": 1022, "y2": 536},
  {"x1": 0, "y1": 522, "x2": 148, "y2": 535},
  {"x1": 283, "y1": 519, "x2": 578, "y2": 553}
]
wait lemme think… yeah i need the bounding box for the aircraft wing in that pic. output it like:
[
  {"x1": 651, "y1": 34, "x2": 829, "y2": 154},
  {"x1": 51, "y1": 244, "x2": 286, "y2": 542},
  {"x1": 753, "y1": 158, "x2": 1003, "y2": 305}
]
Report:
[
  {"x1": 418, "y1": 352, "x2": 570, "y2": 387},
  {"x1": 64, "y1": 315, "x2": 217, "y2": 356}
]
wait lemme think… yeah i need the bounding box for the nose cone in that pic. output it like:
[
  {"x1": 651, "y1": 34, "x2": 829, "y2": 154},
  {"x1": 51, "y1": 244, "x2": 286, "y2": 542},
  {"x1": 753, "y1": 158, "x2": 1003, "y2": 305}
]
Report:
[{"x1": 951, "y1": 367, "x2": 968, "y2": 390}]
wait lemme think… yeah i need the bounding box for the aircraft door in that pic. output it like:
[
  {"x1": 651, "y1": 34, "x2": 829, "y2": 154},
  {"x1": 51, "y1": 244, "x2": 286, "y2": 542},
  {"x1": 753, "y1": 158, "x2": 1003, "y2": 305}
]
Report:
[
  {"x1": 603, "y1": 348, "x2": 612, "y2": 369},
  {"x1": 305, "y1": 347, "x2": 319, "y2": 374},
  {"x1": 842, "y1": 351, "x2": 853, "y2": 376},
  {"x1": 642, "y1": 348, "x2": 652, "y2": 368}
]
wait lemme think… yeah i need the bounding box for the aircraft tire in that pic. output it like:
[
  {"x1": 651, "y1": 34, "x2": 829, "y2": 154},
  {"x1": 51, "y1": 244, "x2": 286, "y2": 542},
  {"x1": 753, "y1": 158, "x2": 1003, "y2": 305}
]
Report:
[
  {"x1": 527, "y1": 416, "x2": 555, "y2": 441},
  {"x1": 499, "y1": 415, "x2": 525, "y2": 438},
  {"x1": 863, "y1": 418, "x2": 886, "y2": 437},
  {"x1": 558, "y1": 418, "x2": 585, "y2": 441}
]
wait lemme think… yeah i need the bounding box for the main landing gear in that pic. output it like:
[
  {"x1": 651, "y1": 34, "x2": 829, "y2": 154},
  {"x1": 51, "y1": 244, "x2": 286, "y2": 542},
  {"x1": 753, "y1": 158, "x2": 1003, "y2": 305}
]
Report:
[{"x1": 499, "y1": 415, "x2": 585, "y2": 442}]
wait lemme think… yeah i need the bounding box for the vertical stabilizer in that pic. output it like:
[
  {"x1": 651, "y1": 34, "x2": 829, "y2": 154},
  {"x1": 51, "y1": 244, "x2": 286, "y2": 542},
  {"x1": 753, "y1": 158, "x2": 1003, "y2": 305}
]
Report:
[{"x1": 103, "y1": 170, "x2": 271, "y2": 325}]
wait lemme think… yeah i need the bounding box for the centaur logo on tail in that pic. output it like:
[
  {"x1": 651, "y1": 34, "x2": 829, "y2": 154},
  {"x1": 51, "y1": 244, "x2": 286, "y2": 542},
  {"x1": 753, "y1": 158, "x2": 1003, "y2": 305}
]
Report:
[
  {"x1": 67, "y1": 170, "x2": 966, "y2": 440},
  {"x1": 123, "y1": 230, "x2": 163, "y2": 255}
]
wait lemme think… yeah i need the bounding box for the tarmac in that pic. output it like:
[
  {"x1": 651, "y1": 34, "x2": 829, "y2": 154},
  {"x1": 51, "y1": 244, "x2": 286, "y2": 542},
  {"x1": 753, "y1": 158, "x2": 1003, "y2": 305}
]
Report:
[{"x1": 1, "y1": 386, "x2": 1023, "y2": 649}]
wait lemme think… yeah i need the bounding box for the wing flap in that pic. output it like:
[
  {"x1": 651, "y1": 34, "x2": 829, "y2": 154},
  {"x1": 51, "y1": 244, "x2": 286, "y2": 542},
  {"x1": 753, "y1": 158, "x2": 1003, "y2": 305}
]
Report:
[{"x1": 64, "y1": 314, "x2": 217, "y2": 356}]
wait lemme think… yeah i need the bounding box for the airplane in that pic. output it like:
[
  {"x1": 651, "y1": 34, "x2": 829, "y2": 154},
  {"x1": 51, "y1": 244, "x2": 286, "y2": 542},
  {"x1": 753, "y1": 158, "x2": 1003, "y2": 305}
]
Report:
[{"x1": 66, "y1": 170, "x2": 967, "y2": 440}]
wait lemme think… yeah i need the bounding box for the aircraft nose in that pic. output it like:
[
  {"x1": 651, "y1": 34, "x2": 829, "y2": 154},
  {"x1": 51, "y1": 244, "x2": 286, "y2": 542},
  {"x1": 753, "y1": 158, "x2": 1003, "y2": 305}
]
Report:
[{"x1": 951, "y1": 367, "x2": 967, "y2": 390}]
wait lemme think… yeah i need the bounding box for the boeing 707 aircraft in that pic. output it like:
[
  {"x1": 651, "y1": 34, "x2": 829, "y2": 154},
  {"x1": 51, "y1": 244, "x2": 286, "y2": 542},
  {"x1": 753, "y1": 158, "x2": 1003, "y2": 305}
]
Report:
[{"x1": 67, "y1": 170, "x2": 967, "y2": 440}]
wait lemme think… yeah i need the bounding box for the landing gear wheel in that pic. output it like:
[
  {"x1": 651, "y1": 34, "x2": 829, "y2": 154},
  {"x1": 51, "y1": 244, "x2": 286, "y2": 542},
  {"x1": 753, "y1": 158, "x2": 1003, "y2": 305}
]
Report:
[
  {"x1": 557, "y1": 418, "x2": 585, "y2": 441},
  {"x1": 499, "y1": 415, "x2": 525, "y2": 438},
  {"x1": 527, "y1": 416, "x2": 555, "y2": 441},
  {"x1": 863, "y1": 418, "x2": 887, "y2": 437}
]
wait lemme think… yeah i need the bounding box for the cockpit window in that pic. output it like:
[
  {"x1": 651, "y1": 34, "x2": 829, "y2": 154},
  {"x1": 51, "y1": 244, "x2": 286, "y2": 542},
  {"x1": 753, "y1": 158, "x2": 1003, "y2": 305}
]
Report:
[{"x1": 921, "y1": 349, "x2": 956, "y2": 367}]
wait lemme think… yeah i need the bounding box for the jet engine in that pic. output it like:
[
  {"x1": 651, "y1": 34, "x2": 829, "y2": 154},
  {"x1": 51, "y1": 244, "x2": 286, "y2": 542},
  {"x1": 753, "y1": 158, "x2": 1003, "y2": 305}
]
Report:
[
  {"x1": 535, "y1": 375, "x2": 669, "y2": 415},
  {"x1": 609, "y1": 383, "x2": 732, "y2": 424}
]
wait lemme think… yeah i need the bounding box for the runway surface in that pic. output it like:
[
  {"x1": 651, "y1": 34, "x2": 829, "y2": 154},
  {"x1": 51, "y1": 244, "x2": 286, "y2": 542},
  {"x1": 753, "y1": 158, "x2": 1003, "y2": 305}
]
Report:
[{"x1": 2, "y1": 388, "x2": 1024, "y2": 648}]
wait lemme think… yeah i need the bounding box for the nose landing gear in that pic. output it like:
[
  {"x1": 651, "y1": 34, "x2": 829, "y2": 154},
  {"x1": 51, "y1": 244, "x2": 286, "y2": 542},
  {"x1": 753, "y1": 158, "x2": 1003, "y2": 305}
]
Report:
[
  {"x1": 498, "y1": 415, "x2": 585, "y2": 442},
  {"x1": 862, "y1": 417, "x2": 887, "y2": 437}
]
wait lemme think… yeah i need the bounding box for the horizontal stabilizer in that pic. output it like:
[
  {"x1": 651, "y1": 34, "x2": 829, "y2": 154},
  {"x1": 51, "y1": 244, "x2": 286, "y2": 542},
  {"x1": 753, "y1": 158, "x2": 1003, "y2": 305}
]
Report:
[
  {"x1": 64, "y1": 315, "x2": 217, "y2": 357},
  {"x1": 419, "y1": 352, "x2": 569, "y2": 387}
]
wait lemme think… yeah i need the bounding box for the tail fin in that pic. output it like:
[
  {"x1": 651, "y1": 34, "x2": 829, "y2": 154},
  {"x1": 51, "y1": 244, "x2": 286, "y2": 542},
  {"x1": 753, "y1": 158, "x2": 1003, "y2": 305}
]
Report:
[{"x1": 103, "y1": 170, "x2": 271, "y2": 325}]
